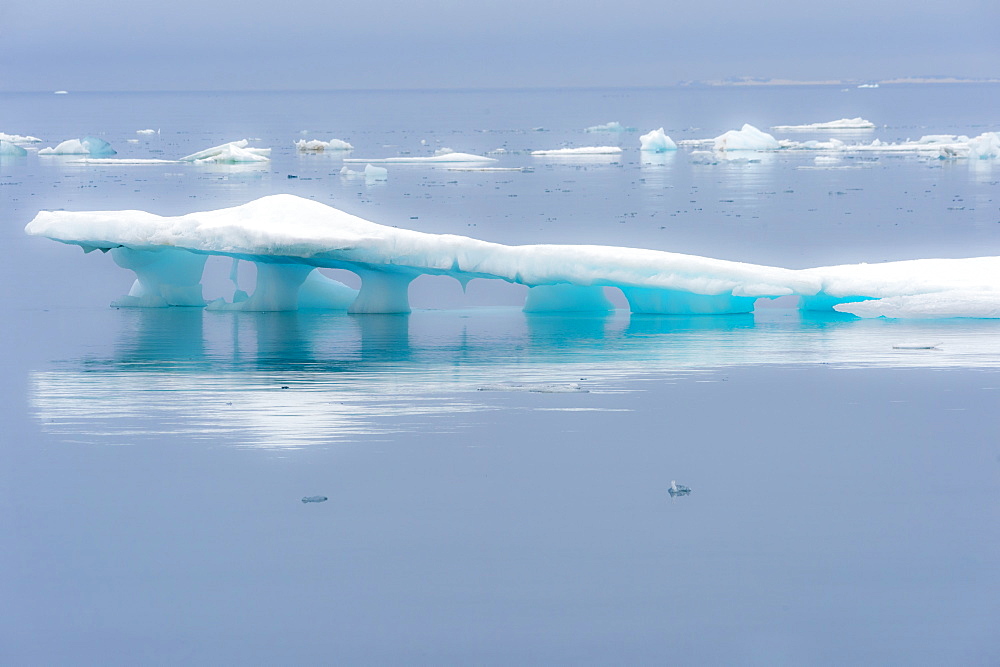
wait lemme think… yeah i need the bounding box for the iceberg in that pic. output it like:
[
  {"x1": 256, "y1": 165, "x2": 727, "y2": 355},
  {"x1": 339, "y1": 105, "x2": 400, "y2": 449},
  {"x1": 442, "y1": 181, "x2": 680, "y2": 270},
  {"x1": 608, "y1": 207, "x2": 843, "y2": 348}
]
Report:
[
  {"x1": 295, "y1": 138, "x2": 354, "y2": 152},
  {"x1": 0, "y1": 132, "x2": 42, "y2": 144},
  {"x1": 713, "y1": 124, "x2": 780, "y2": 151},
  {"x1": 0, "y1": 140, "x2": 28, "y2": 157},
  {"x1": 343, "y1": 152, "x2": 496, "y2": 164},
  {"x1": 531, "y1": 147, "x2": 623, "y2": 156},
  {"x1": 966, "y1": 132, "x2": 1000, "y2": 159},
  {"x1": 639, "y1": 128, "x2": 677, "y2": 152},
  {"x1": 179, "y1": 140, "x2": 270, "y2": 163},
  {"x1": 23, "y1": 195, "x2": 1000, "y2": 318},
  {"x1": 38, "y1": 136, "x2": 117, "y2": 157},
  {"x1": 835, "y1": 291, "x2": 1000, "y2": 319},
  {"x1": 771, "y1": 118, "x2": 876, "y2": 130},
  {"x1": 668, "y1": 481, "x2": 691, "y2": 498},
  {"x1": 136, "y1": 129, "x2": 159, "y2": 135}
]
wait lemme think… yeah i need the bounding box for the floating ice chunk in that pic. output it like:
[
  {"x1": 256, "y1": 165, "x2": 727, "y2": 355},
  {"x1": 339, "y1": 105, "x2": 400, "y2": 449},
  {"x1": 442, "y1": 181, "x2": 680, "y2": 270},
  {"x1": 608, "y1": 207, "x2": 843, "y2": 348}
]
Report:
[
  {"x1": 136, "y1": 129, "x2": 159, "y2": 135},
  {"x1": 857, "y1": 83, "x2": 879, "y2": 88},
  {"x1": 0, "y1": 140, "x2": 28, "y2": 157},
  {"x1": 814, "y1": 155, "x2": 841, "y2": 164},
  {"x1": 343, "y1": 152, "x2": 496, "y2": 164},
  {"x1": 966, "y1": 132, "x2": 1000, "y2": 159},
  {"x1": 771, "y1": 117, "x2": 876, "y2": 130},
  {"x1": 713, "y1": 124, "x2": 779, "y2": 151},
  {"x1": 179, "y1": 139, "x2": 270, "y2": 163},
  {"x1": 531, "y1": 146, "x2": 623, "y2": 156},
  {"x1": 54, "y1": 90, "x2": 69, "y2": 94},
  {"x1": 38, "y1": 137, "x2": 116, "y2": 156},
  {"x1": 364, "y1": 164, "x2": 388, "y2": 181},
  {"x1": 434, "y1": 147, "x2": 455, "y2": 156},
  {"x1": 301, "y1": 496, "x2": 328, "y2": 503},
  {"x1": 0, "y1": 132, "x2": 41, "y2": 144},
  {"x1": 295, "y1": 138, "x2": 353, "y2": 152},
  {"x1": 668, "y1": 481, "x2": 691, "y2": 497},
  {"x1": 69, "y1": 158, "x2": 179, "y2": 165},
  {"x1": 639, "y1": 128, "x2": 677, "y2": 152},
  {"x1": 585, "y1": 121, "x2": 631, "y2": 132},
  {"x1": 834, "y1": 291, "x2": 1000, "y2": 319}
]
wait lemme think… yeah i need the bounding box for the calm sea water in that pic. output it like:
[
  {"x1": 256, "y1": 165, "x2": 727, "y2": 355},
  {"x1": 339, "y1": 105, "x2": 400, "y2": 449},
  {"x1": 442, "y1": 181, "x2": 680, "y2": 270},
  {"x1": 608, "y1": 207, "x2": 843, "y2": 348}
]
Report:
[{"x1": 2, "y1": 86, "x2": 999, "y2": 664}]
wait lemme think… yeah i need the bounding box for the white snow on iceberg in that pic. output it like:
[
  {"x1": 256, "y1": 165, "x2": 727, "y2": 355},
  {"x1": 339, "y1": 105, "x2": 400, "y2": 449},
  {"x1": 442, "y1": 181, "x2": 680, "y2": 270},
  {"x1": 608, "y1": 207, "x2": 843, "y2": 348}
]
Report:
[
  {"x1": 179, "y1": 140, "x2": 271, "y2": 163},
  {"x1": 295, "y1": 138, "x2": 354, "y2": 152},
  {"x1": 771, "y1": 118, "x2": 876, "y2": 131},
  {"x1": 23, "y1": 195, "x2": 1000, "y2": 318},
  {"x1": 531, "y1": 146, "x2": 623, "y2": 156},
  {"x1": 713, "y1": 124, "x2": 780, "y2": 151},
  {"x1": 343, "y1": 152, "x2": 496, "y2": 164},
  {"x1": 639, "y1": 128, "x2": 677, "y2": 152}
]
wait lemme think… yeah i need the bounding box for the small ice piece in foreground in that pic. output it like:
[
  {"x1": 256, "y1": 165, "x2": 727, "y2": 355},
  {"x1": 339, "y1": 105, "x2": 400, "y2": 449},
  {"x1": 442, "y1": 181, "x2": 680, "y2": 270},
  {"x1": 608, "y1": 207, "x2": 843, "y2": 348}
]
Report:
[
  {"x1": 771, "y1": 117, "x2": 876, "y2": 131},
  {"x1": 0, "y1": 140, "x2": 28, "y2": 157},
  {"x1": 531, "y1": 146, "x2": 623, "y2": 156},
  {"x1": 668, "y1": 481, "x2": 691, "y2": 497},
  {"x1": 639, "y1": 128, "x2": 677, "y2": 152},
  {"x1": 713, "y1": 124, "x2": 779, "y2": 151},
  {"x1": 295, "y1": 138, "x2": 353, "y2": 152},
  {"x1": 301, "y1": 496, "x2": 328, "y2": 503}
]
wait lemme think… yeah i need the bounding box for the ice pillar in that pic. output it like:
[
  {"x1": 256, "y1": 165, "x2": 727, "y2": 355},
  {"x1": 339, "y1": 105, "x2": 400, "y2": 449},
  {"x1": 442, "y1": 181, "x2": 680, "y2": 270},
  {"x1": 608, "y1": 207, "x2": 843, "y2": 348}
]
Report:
[
  {"x1": 348, "y1": 269, "x2": 414, "y2": 314},
  {"x1": 110, "y1": 246, "x2": 208, "y2": 307}
]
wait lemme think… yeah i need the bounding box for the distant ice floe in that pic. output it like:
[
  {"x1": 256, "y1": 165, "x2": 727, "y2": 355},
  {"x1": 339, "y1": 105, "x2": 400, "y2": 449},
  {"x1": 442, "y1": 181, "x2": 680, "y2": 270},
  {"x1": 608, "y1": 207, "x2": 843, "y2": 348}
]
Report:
[
  {"x1": 295, "y1": 138, "x2": 353, "y2": 152},
  {"x1": 343, "y1": 152, "x2": 496, "y2": 164},
  {"x1": 136, "y1": 129, "x2": 159, "y2": 135},
  {"x1": 24, "y1": 194, "x2": 1000, "y2": 319},
  {"x1": 179, "y1": 140, "x2": 270, "y2": 164},
  {"x1": 0, "y1": 132, "x2": 42, "y2": 144},
  {"x1": 71, "y1": 158, "x2": 179, "y2": 165},
  {"x1": 771, "y1": 117, "x2": 876, "y2": 131},
  {"x1": 0, "y1": 140, "x2": 28, "y2": 157},
  {"x1": 585, "y1": 121, "x2": 633, "y2": 133},
  {"x1": 478, "y1": 382, "x2": 588, "y2": 393},
  {"x1": 639, "y1": 128, "x2": 678, "y2": 152},
  {"x1": 713, "y1": 124, "x2": 780, "y2": 151},
  {"x1": 38, "y1": 137, "x2": 116, "y2": 157},
  {"x1": 531, "y1": 146, "x2": 623, "y2": 156}
]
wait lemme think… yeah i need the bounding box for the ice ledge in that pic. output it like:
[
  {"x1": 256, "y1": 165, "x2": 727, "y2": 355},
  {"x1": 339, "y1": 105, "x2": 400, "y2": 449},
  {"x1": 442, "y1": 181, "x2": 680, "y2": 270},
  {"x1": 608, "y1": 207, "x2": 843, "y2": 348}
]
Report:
[{"x1": 24, "y1": 194, "x2": 1000, "y2": 318}]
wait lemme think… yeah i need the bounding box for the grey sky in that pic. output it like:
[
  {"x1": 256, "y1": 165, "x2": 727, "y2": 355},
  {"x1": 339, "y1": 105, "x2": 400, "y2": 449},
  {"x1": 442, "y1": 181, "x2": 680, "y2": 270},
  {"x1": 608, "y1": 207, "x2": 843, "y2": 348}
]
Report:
[{"x1": 1, "y1": 0, "x2": 997, "y2": 91}]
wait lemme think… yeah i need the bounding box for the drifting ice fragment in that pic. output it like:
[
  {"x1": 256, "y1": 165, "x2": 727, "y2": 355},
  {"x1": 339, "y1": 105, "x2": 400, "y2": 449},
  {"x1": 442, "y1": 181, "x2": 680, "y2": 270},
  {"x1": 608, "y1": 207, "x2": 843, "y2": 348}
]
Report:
[
  {"x1": 179, "y1": 140, "x2": 270, "y2": 163},
  {"x1": 0, "y1": 132, "x2": 42, "y2": 144},
  {"x1": 364, "y1": 164, "x2": 388, "y2": 181},
  {"x1": 585, "y1": 121, "x2": 631, "y2": 132},
  {"x1": 295, "y1": 138, "x2": 354, "y2": 152},
  {"x1": 38, "y1": 137, "x2": 117, "y2": 156},
  {"x1": 713, "y1": 124, "x2": 779, "y2": 151},
  {"x1": 668, "y1": 481, "x2": 691, "y2": 497},
  {"x1": 892, "y1": 343, "x2": 940, "y2": 350},
  {"x1": 531, "y1": 146, "x2": 623, "y2": 156},
  {"x1": 301, "y1": 496, "x2": 328, "y2": 503},
  {"x1": 343, "y1": 152, "x2": 496, "y2": 164},
  {"x1": 477, "y1": 382, "x2": 589, "y2": 393},
  {"x1": 966, "y1": 132, "x2": 1000, "y2": 159},
  {"x1": 771, "y1": 118, "x2": 876, "y2": 130},
  {"x1": 639, "y1": 128, "x2": 677, "y2": 152},
  {"x1": 136, "y1": 129, "x2": 159, "y2": 135},
  {"x1": 0, "y1": 140, "x2": 28, "y2": 157}
]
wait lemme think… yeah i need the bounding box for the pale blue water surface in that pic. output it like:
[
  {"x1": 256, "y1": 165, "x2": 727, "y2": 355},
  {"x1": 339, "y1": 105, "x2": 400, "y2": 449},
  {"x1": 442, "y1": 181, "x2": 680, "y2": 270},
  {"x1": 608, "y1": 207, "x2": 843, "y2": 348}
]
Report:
[{"x1": 2, "y1": 86, "x2": 999, "y2": 664}]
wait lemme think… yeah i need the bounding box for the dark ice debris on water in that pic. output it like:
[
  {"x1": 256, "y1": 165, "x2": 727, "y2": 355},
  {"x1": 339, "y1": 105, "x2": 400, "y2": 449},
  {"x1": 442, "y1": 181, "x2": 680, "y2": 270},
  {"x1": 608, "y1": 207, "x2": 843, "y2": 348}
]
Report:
[
  {"x1": 668, "y1": 481, "x2": 691, "y2": 497},
  {"x1": 302, "y1": 496, "x2": 328, "y2": 503}
]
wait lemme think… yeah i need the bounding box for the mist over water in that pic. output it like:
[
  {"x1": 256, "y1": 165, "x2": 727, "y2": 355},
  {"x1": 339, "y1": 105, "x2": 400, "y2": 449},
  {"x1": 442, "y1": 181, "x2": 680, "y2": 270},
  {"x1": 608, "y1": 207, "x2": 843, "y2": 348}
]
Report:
[{"x1": 2, "y1": 86, "x2": 999, "y2": 664}]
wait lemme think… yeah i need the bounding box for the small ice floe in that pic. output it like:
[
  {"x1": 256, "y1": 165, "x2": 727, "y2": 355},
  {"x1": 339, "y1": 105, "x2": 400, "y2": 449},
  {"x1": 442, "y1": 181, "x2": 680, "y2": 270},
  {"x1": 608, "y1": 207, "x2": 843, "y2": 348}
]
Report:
[
  {"x1": 136, "y1": 129, "x2": 159, "y2": 135},
  {"x1": 891, "y1": 342, "x2": 941, "y2": 350},
  {"x1": 38, "y1": 137, "x2": 116, "y2": 157},
  {"x1": 340, "y1": 164, "x2": 387, "y2": 182},
  {"x1": 585, "y1": 121, "x2": 633, "y2": 133},
  {"x1": 771, "y1": 117, "x2": 876, "y2": 131},
  {"x1": 344, "y1": 152, "x2": 496, "y2": 164},
  {"x1": 530, "y1": 146, "x2": 623, "y2": 156},
  {"x1": 668, "y1": 480, "x2": 691, "y2": 498},
  {"x1": 301, "y1": 496, "x2": 328, "y2": 503},
  {"x1": 713, "y1": 124, "x2": 779, "y2": 151},
  {"x1": 477, "y1": 382, "x2": 589, "y2": 393},
  {"x1": 639, "y1": 128, "x2": 678, "y2": 152},
  {"x1": 179, "y1": 139, "x2": 270, "y2": 164},
  {"x1": 54, "y1": 90, "x2": 69, "y2": 94},
  {"x1": 295, "y1": 138, "x2": 353, "y2": 152},
  {"x1": 0, "y1": 132, "x2": 42, "y2": 144}
]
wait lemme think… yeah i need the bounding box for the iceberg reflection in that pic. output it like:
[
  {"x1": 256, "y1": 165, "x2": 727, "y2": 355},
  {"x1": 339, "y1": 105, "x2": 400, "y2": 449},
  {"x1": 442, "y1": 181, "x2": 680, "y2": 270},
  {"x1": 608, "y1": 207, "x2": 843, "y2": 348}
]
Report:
[{"x1": 28, "y1": 308, "x2": 1000, "y2": 448}]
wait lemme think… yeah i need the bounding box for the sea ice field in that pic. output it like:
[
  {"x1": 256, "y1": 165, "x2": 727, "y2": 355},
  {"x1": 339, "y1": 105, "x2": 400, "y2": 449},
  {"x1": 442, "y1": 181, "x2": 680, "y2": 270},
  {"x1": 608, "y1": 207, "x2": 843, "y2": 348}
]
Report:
[{"x1": 2, "y1": 85, "x2": 999, "y2": 664}]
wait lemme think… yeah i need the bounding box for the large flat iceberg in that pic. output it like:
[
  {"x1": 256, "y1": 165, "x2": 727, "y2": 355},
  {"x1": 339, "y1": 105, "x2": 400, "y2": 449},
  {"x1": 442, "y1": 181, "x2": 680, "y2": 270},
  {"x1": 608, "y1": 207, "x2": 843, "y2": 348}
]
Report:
[{"x1": 23, "y1": 195, "x2": 1000, "y2": 318}]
